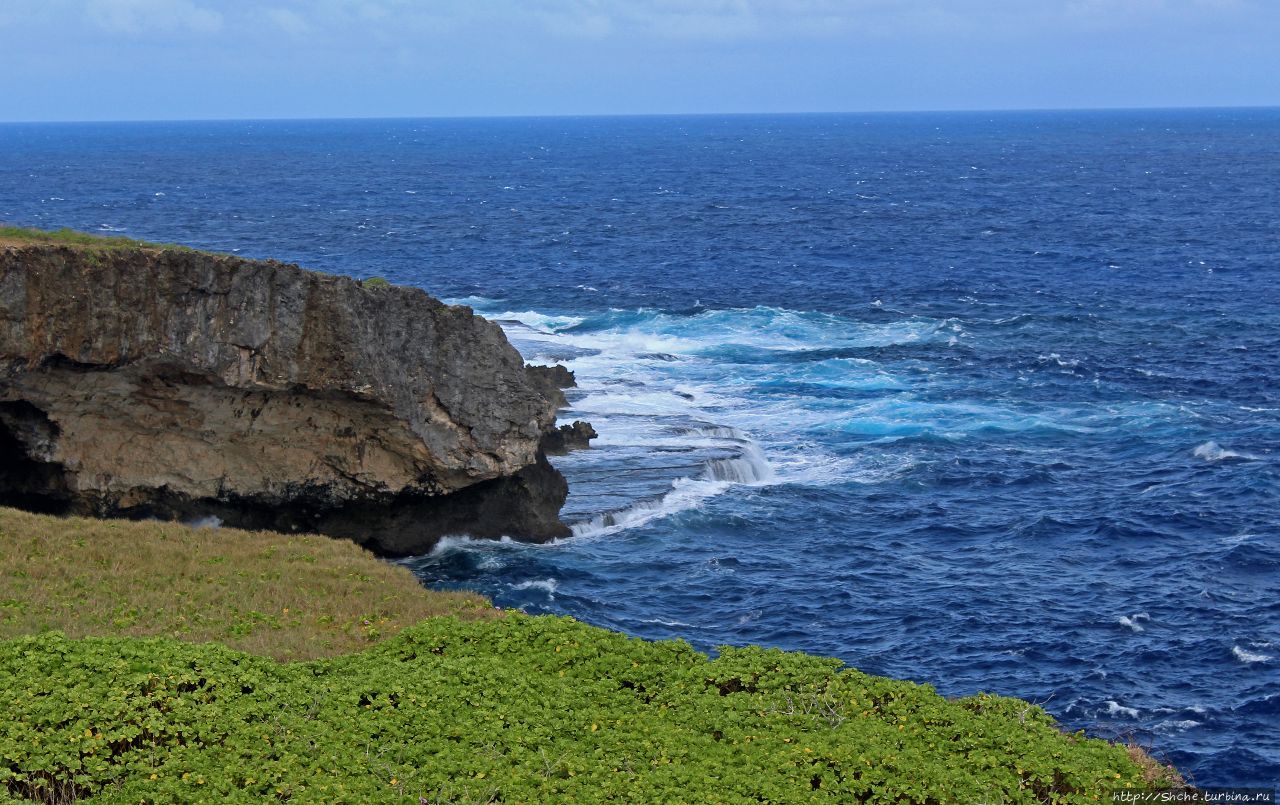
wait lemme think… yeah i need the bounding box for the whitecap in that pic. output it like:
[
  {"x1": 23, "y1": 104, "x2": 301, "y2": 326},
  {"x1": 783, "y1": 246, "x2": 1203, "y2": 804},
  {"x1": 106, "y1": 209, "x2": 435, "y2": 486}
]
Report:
[
  {"x1": 1117, "y1": 612, "x2": 1150, "y2": 633},
  {"x1": 1104, "y1": 700, "x2": 1140, "y2": 718},
  {"x1": 492, "y1": 311, "x2": 585, "y2": 332},
  {"x1": 442, "y1": 295, "x2": 503, "y2": 310},
  {"x1": 428, "y1": 534, "x2": 518, "y2": 556},
  {"x1": 703, "y1": 442, "x2": 773, "y2": 484},
  {"x1": 1232, "y1": 645, "x2": 1272, "y2": 664},
  {"x1": 1193, "y1": 441, "x2": 1260, "y2": 462},
  {"x1": 1154, "y1": 720, "x2": 1201, "y2": 734},
  {"x1": 185, "y1": 515, "x2": 222, "y2": 529},
  {"x1": 569, "y1": 479, "x2": 725, "y2": 539},
  {"x1": 1037, "y1": 353, "x2": 1080, "y2": 369},
  {"x1": 511, "y1": 578, "x2": 558, "y2": 595},
  {"x1": 569, "y1": 444, "x2": 773, "y2": 539}
]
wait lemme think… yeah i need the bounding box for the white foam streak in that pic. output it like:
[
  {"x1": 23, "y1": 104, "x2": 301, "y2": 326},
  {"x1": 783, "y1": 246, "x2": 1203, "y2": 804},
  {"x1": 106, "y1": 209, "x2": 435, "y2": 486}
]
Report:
[
  {"x1": 1232, "y1": 645, "x2": 1272, "y2": 664},
  {"x1": 1194, "y1": 441, "x2": 1260, "y2": 463}
]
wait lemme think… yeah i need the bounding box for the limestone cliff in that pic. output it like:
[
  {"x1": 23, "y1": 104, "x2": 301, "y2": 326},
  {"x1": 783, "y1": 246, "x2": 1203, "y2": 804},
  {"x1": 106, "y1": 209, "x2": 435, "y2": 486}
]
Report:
[{"x1": 0, "y1": 241, "x2": 575, "y2": 554}]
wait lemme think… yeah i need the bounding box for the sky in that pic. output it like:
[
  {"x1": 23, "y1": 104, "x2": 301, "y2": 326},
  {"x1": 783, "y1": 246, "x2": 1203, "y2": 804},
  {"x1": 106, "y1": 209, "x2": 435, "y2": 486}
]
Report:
[{"x1": 1, "y1": 0, "x2": 1277, "y2": 122}]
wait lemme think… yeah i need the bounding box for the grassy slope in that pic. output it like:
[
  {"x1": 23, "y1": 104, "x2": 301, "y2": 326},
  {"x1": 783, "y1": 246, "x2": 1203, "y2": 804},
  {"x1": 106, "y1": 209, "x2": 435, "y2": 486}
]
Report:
[
  {"x1": 0, "y1": 508, "x2": 1182, "y2": 803},
  {"x1": 0, "y1": 507, "x2": 493, "y2": 661}
]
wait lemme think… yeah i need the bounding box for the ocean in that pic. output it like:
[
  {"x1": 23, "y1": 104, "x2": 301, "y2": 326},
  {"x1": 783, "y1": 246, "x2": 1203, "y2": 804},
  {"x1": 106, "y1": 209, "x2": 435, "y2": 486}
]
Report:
[{"x1": 1, "y1": 110, "x2": 1277, "y2": 786}]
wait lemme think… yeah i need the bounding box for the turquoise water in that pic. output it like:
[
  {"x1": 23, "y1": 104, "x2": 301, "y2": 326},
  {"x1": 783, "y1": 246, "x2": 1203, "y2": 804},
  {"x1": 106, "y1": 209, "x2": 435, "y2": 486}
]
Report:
[{"x1": 1, "y1": 110, "x2": 1277, "y2": 785}]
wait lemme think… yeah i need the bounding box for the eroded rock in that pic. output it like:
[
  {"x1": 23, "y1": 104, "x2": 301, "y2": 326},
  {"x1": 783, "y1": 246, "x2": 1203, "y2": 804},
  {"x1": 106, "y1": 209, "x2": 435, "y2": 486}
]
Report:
[{"x1": 0, "y1": 243, "x2": 580, "y2": 553}]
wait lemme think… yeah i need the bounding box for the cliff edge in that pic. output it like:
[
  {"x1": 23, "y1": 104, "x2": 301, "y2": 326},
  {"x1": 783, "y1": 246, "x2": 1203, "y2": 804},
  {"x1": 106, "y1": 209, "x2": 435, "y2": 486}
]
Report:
[{"x1": 0, "y1": 234, "x2": 578, "y2": 554}]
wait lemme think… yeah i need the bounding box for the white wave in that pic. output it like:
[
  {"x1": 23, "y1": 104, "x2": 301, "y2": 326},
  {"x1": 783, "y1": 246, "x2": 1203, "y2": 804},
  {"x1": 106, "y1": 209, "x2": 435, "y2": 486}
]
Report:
[
  {"x1": 1194, "y1": 441, "x2": 1259, "y2": 462},
  {"x1": 678, "y1": 425, "x2": 749, "y2": 441},
  {"x1": 492, "y1": 310, "x2": 585, "y2": 332},
  {"x1": 1117, "y1": 612, "x2": 1150, "y2": 633},
  {"x1": 185, "y1": 515, "x2": 222, "y2": 529},
  {"x1": 1154, "y1": 719, "x2": 1201, "y2": 734},
  {"x1": 1104, "y1": 700, "x2": 1140, "y2": 719},
  {"x1": 511, "y1": 578, "x2": 558, "y2": 596},
  {"x1": 569, "y1": 477, "x2": 729, "y2": 539},
  {"x1": 1037, "y1": 353, "x2": 1080, "y2": 368},
  {"x1": 703, "y1": 442, "x2": 773, "y2": 484},
  {"x1": 442, "y1": 295, "x2": 502, "y2": 309},
  {"x1": 428, "y1": 534, "x2": 519, "y2": 556},
  {"x1": 570, "y1": 445, "x2": 773, "y2": 539},
  {"x1": 1232, "y1": 645, "x2": 1272, "y2": 664}
]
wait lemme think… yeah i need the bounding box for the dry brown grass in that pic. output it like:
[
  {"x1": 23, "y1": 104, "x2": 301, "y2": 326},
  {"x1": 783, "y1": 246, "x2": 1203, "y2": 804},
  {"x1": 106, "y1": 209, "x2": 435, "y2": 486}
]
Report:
[
  {"x1": 1126, "y1": 743, "x2": 1191, "y2": 790},
  {"x1": 0, "y1": 506, "x2": 494, "y2": 661}
]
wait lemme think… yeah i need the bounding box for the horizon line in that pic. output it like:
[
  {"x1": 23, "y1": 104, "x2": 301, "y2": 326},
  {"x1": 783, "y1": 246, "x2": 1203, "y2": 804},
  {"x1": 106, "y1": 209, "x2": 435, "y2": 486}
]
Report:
[{"x1": 2, "y1": 103, "x2": 1279, "y2": 126}]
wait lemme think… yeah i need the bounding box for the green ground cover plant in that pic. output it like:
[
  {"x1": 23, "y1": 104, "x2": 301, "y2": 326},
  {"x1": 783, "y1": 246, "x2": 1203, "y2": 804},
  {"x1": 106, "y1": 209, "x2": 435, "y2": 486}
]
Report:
[{"x1": 0, "y1": 614, "x2": 1176, "y2": 803}]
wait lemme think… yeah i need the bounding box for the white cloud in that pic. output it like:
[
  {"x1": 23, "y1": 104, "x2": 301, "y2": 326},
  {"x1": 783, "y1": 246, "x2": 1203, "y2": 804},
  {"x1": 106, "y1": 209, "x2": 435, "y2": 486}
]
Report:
[{"x1": 87, "y1": 0, "x2": 223, "y2": 34}]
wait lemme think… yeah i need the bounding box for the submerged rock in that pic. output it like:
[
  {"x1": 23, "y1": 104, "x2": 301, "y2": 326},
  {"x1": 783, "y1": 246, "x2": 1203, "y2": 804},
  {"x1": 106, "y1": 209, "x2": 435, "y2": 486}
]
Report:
[{"x1": 0, "y1": 242, "x2": 582, "y2": 554}]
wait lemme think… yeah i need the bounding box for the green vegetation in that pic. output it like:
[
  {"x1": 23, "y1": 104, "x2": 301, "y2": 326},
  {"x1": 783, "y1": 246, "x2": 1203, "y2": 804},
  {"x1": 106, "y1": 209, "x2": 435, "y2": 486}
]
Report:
[
  {"x1": 362, "y1": 276, "x2": 392, "y2": 289},
  {"x1": 0, "y1": 225, "x2": 198, "y2": 254},
  {"x1": 0, "y1": 507, "x2": 492, "y2": 661},
  {"x1": 0, "y1": 507, "x2": 1181, "y2": 802},
  {"x1": 0, "y1": 616, "x2": 1176, "y2": 804}
]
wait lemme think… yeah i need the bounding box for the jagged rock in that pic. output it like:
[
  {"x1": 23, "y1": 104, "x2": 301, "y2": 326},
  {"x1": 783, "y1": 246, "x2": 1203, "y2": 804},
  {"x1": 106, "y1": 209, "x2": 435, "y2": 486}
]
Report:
[
  {"x1": 0, "y1": 243, "x2": 580, "y2": 554},
  {"x1": 541, "y1": 421, "x2": 598, "y2": 455},
  {"x1": 525, "y1": 363, "x2": 576, "y2": 409}
]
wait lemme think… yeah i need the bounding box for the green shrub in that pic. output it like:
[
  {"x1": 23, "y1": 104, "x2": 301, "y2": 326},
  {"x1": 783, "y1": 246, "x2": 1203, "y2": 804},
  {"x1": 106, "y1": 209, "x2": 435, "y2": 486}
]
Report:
[
  {"x1": 362, "y1": 276, "x2": 392, "y2": 289},
  {"x1": 0, "y1": 615, "x2": 1161, "y2": 803}
]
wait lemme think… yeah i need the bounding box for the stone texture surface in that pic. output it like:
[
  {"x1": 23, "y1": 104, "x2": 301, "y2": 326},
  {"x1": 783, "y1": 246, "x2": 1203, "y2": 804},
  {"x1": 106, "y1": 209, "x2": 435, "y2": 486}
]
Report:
[
  {"x1": 0, "y1": 244, "x2": 575, "y2": 553},
  {"x1": 541, "y1": 421, "x2": 598, "y2": 455}
]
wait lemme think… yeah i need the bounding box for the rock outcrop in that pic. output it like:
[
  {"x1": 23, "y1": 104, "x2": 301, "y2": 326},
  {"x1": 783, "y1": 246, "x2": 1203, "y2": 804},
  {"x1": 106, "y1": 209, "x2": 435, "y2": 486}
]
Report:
[
  {"x1": 541, "y1": 421, "x2": 598, "y2": 455},
  {"x1": 0, "y1": 242, "x2": 580, "y2": 554}
]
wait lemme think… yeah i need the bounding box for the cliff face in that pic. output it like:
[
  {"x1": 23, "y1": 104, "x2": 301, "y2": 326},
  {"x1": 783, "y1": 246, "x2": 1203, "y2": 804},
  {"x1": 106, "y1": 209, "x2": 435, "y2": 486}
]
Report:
[{"x1": 0, "y1": 243, "x2": 573, "y2": 554}]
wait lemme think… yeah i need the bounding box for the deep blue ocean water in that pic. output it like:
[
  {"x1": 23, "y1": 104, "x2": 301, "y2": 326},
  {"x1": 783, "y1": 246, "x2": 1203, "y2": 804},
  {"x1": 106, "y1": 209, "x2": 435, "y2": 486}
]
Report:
[{"x1": 2, "y1": 111, "x2": 1277, "y2": 786}]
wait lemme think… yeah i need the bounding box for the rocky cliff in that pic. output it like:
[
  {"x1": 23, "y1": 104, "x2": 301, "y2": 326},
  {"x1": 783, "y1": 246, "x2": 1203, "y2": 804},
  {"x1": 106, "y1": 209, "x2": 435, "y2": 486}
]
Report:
[{"x1": 0, "y1": 240, "x2": 580, "y2": 554}]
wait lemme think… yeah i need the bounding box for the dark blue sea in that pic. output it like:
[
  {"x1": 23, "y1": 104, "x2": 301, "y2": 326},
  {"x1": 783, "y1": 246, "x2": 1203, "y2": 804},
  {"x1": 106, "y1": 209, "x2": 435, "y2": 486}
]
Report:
[{"x1": 2, "y1": 111, "x2": 1278, "y2": 787}]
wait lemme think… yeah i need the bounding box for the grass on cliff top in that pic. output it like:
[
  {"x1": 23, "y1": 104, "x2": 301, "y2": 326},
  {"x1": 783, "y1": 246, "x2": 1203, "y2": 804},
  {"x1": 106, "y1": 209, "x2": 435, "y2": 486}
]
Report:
[
  {"x1": 0, "y1": 506, "x2": 493, "y2": 661},
  {"x1": 0, "y1": 225, "x2": 199, "y2": 254}
]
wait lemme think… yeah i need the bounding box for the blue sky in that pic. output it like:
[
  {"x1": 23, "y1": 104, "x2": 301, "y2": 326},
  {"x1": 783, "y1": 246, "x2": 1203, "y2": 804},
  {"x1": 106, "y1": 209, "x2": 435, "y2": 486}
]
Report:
[{"x1": 2, "y1": 0, "x2": 1277, "y2": 121}]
